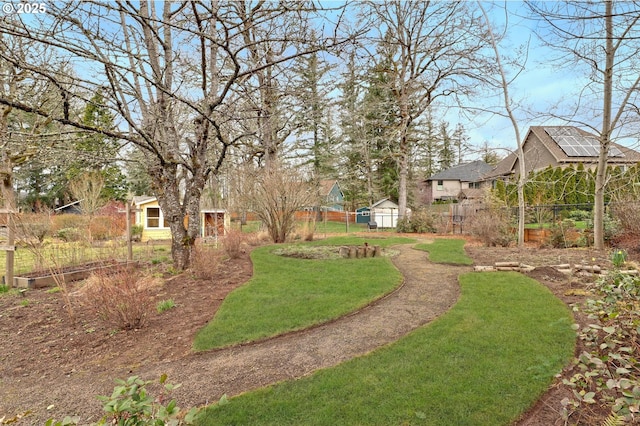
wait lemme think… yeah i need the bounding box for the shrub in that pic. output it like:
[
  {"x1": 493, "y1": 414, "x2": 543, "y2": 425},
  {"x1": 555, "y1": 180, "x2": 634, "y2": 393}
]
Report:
[
  {"x1": 222, "y1": 228, "x2": 246, "y2": 259},
  {"x1": 543, "y1": 219, "x2": 583, "y2": 248},
  {"x1": 82, "y1": 266, "x2": 157, "y2": 330},
  {"x1": 97, "y1": 375, "x2": 197, "y2": 425},
  {"x1": 466, "y1": 208, "x2": 514, "y2": 247},
  {"x1": 566, "y1": 209, "x2": 592, "y2": 222},
  {"x1": 51, "y1": 214, "x2": 86, "y2": 233},
  {"x1": 55, "y1": 227, "x2": 86, "y2": 242},
  {"x1": 90, "y1": 216, "x2": 124, "y2": 241},
  {"x1": 562, "y1": 270, "x2": 640, "y2": 423},
  {"x1": 611, "y1": 199, "x2": 640, "y2": 236},
  {"x1": 190, "y1": 243, "x2": 221, "y2": 280},
  {"x1": 131, "y1": 224, "x2": 143, "y2": 242},
  {"x1": 13, "y1": 213, "x2": 52, "y2": 243},
  {"x1": 396, "y1": 209, "x2": 438, "y2": 234}
]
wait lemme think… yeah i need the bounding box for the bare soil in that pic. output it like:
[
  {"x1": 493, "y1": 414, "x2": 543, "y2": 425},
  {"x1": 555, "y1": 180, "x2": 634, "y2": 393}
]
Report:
[{"x1": 0, "y1": 236, "x2": 623, "y2": 425}]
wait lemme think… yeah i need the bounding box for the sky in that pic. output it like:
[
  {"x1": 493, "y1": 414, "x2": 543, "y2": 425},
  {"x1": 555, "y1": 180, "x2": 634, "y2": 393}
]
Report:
[{"x1": 456, "y1": 1, "x2": 639, "y2": 156}]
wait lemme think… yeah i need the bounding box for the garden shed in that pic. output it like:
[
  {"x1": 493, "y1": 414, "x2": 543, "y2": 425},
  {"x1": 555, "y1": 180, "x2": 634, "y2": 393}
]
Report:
[
  {"x1": 371, "y1": 198, "x2": 403, "y2": 228},
  {"x1": 133, "y1": 196, "x2": 229, "y2": 241},
  {"x1": 355, "y1": 206, "x2": 371, "y2": 224}
]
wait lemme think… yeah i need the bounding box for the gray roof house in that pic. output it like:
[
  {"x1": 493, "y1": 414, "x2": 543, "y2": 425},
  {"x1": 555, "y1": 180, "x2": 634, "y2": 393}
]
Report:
[{"x1": 422, "y1": 160, "x2": 493, "y2": 203}]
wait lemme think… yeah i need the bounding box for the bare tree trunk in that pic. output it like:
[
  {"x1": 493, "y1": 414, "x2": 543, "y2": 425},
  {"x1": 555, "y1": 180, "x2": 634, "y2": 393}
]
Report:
[
  {"x1": 594, "y1": 1, "x2": 614, "y2": 251},
  {"x1": 478, "y1": 2, "x2": 525, "y2": 247}
]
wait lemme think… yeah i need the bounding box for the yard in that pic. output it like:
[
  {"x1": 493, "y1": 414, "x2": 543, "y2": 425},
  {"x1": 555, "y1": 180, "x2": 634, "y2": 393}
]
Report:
[{"x1": 0, "y1": 233, "x2": 621, "y2": 425}]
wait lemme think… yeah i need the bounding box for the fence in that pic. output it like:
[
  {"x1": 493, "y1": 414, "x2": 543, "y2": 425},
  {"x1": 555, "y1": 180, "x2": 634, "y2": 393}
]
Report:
[{"x1": 0, "y1": 237, "x2": 171, "y2": 279}]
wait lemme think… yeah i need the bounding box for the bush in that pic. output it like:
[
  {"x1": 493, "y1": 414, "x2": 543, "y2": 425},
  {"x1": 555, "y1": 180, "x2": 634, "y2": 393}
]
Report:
[
  {"x1": 131, "y1": 224, "x2": 143, "y2": 242},
  {"x1": 562, "y1": 270, "x2": 640, "y2": 422},
  {"x1": 55, "y1": 227, "x2": 86, "y2": 242},
  {"x1": 611, "y1": 200, "x2": 640, "y2": 236},
  {"x1": 90, "y1": 215, "x2": 124, "y2": 240},
  {"x1": 222, "y1": 228, "x2": 246, "y2": 259},
  {"x1": 543, "y1": 219, "x2": 583, "y2": 248},
  {"x1": 565, "y1": 209, "x2": 592, "y2": 222},
  {"x1": 82, "y1": 267, "x2": 158, "y2": 330},
  {"x1": 466, "y1": 208, "x2": 514, "y2": 247},
  {"x1": 190, "y1": 242, "x2": 221, "y2": 280},
  {"x1": 13, "y1": 213, "x2": 52, "y2": 243},
  {"x1": 396, "y1": 209, "x2": 438, "y2": 233},
  {"x1": 52, "y1": 214, "x2": 86, "y2": 233}
]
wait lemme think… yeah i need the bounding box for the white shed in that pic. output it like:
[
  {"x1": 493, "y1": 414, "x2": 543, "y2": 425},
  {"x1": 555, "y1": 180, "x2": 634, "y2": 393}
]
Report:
[{"x1": 371, "y1": 198, "x2": 404, "y2": 228}]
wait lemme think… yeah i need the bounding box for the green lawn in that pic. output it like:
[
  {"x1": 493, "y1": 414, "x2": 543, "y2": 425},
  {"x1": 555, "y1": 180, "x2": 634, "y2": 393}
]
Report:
[
  {"x1": 195, "y1": 271, "x2": 575, "y2": 425},
  {"x1": 414, "y1": 238, "x2": 473, "y2": 265},
  {"x1": 193, "y1": 241, "x2": 405, "y2": 350}
]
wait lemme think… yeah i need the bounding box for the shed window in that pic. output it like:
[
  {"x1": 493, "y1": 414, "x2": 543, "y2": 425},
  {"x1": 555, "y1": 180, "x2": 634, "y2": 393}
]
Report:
[
  {"x1": 437, "y1": 180, "x2": 444, "y2": 190},
  {"x1": 146, "y1": 207, "x2": 168, "y2": 228},
  {"x1": 360, "y1": 211, "x2": 370, "y2": 217}
]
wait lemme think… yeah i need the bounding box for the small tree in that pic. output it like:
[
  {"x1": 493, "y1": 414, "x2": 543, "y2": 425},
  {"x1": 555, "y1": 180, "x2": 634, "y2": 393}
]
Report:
[
  {"x1": 247, "y1": 164, "x2": 318, "y2": 243},
  {"x1": 68, "y1": 170, "x2": 105, "y2": 242}
]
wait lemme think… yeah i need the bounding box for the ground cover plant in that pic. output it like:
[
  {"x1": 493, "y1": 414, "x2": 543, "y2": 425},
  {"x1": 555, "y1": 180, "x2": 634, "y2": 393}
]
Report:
[
  {"x1": 414, "y1": 238, "x2": 473, "y2": 265},
  {"x1": 193, "y1": 240, "x2": 404, "y2": 350},
  {"x1": 559, "y1": 255, "x2": 640, "y2": 424},
  {"x1": 194, "y1": 271, "x2": 575, "y2": 425}
]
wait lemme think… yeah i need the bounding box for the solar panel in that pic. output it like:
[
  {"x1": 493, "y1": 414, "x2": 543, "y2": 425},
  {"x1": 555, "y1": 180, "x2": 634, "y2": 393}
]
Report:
[{"x1": 544, "y1": 127, "x2": 624, "y2": 158}]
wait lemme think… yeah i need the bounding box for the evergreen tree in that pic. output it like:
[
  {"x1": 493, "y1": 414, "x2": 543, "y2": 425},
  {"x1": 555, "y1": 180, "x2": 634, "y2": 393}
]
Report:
[
  {"x1": 438, "y1": 121, "x2": 455, "y2": 171},
  {"x1": 293, "y1": 45, "x2": 336, "y2": 178},
  {"x1": 69, "y1": 92, "x2": 127, "y2": 201},
  {"x1": 452, "y1": 123, "x2": 470, "y2": 164}
]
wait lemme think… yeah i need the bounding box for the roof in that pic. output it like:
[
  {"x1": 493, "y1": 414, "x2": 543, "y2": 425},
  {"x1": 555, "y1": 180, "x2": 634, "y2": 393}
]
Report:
[
  {"x1": 319, "y1": 180, "x2": 342, "y2": 196},
  {"x1": 54, "y1": 199, "x2": 82, "y2": 212},
  {"x1": 529, "y1": 126, "x2": 640, "y2": 164},
  {"x1": 483, "y1": 126, "x2": 640, "y2": 180},
  {"x1": 426, "y1": 160, "x2": 493, "y2": 182},
  {"x1": 372, "y1": 198, "x2": 399, "y2": 209},
  {"x1": 132, "y1": 195, "x2": 156, "y2": 206}
]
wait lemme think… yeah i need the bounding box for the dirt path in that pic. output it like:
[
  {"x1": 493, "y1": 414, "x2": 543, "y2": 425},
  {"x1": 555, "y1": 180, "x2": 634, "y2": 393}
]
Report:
[
  {"x1": 1, "y1": 242, "x2": 467, "y2": 424},
  {"x1": 137, "y1": 243, "x2": 465, "y2": 411}
]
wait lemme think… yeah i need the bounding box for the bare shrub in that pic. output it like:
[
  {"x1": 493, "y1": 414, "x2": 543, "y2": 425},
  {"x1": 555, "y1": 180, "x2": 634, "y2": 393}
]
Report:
[
  {"x1": 241, "y1": 163, "x2": 319, "y2": 243},
  {"x1": 222, "y1": 229, "x2": 246, "y2": 259},
  {"x1": 82, "y1": 266, "x2": 158, "y2": 330},
  {"x1": 190, "y1": 242, "x2": 221, "y2": 280},
  {"x1": 90, "y1": 215, "x2": 125, "y2": 240},
  {"x1": 245, "y1": 229, "x2": 271, "y2": 246},
  {"x1": 610, "y1": 199, "x2": 640, "y2": 236},
  {"x1": 396, "y1": 209, "x2": 438, "y2": 233},
  {"x1": 466, "y1": 208, "x2": 515, "y2": 247},
  {"x1": 12, "y1": 213, "x2": 52, "y2": 270}
]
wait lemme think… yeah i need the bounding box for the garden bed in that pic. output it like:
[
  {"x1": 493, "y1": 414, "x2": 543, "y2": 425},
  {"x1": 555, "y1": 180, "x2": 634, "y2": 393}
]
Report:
[{"x1": 11, "y1": 260, "x2": 138, "y2": 289}]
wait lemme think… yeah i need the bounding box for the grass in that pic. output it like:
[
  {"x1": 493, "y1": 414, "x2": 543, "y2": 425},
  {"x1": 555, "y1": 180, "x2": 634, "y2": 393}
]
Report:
[
  {"x1": 156, "y1": 298, "x2": 176, "y2": 313},
  {"x1": 195, "y1": 272, "x2": 575, "y2": 425},
  {"x1": 414, "y1": 238, "x2": 473, "y2": 265},
  {"x1": 193, "y1": 240, "x2": 405, "y2": 351},
  {"x1": 525, "y1": 220, "x2": 588, "y2": 230},
  {"x1": 235, "y1": 220, "x2": 374, "y2": 235}
]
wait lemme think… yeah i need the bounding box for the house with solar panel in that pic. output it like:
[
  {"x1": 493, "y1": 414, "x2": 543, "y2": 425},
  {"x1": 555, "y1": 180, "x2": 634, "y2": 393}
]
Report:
[{"x1": 482, "y1": 126, "x2": 640, "y2": 183}]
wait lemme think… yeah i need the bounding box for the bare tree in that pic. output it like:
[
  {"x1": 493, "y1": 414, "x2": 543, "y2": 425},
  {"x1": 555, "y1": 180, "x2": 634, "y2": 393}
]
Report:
[
  {"x1": 0, "y1": 2, "x2": 352, "y2": 269},
  {"x1": 69, "y1": 170, "x2": 105, "y2": 242},
  {"x1": 527, "y1": 0, "x2": 640, "y2": 250},
  {"x1": 478, "y1": 2, "x2": 527, "y2": 247},
  {"x1": 242, "y1": 162, "x2": 318, "y2": 243},
  {"x1": 361, "y1": 1, "x2": 492, "y2": 218}
]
